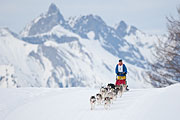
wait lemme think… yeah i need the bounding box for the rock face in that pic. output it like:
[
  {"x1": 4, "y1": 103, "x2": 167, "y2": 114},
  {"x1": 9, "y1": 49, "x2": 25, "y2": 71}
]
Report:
[
  {"x1": 0, "y1": 3, "x2": 167, "y2": 88},
  {"x1": 21, "y1": 3, "x2": 69, "y2": 37}
]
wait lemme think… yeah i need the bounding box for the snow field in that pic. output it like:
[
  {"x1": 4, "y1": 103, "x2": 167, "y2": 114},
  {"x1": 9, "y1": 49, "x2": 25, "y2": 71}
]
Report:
[{"x1": 0, "y1": 84, "x2": 180, "y2": 120}]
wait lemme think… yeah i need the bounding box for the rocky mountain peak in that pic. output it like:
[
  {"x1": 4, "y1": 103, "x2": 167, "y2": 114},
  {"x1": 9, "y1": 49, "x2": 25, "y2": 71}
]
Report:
[
  {"x1": 20, "y1": 3, "x2": 66, "y2": 37},
  {"x1": 47, "y1": 3, "x2": 59, "y2": 15},
  {"x1": 115, "y1": 20, "x2": 128, "y2": 37}
]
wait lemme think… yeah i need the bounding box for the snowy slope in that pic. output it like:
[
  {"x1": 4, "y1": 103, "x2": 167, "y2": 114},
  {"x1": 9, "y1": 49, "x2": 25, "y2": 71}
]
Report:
[
  {"x1": 0, "y1": 28, "x2": 39, "y2": 87},
  {"x1": 124, "y1": 30, "x2": 165, "y2": 63},
  {"x1": 0, "y1": 84, "x2": 180, "y2": 120},
  {"x1": 1, "y1": 23, "x2": 155, "y2": 88},
  {"x1": 0, "y1": 64, "x2": 16, "y2": 88},
  {"x1": 68, "y1": 15, "x2": 147, "y2": 68}
]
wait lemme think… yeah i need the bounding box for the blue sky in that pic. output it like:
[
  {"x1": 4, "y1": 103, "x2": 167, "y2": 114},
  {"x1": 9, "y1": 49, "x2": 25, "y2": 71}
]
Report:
[{"x1": 0, "y1": 0, "x2": 179, "y2": 34}]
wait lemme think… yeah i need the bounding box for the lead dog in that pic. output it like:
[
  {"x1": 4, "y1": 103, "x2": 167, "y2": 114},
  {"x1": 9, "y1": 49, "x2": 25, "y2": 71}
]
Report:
[{"x1": 90, "y1": 96, "x2": 96, "y2": 110}]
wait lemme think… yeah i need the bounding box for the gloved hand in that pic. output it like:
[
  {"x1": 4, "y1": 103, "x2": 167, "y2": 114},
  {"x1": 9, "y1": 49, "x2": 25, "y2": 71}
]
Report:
[{"x1": 123, "y1": 72, "x2": 126, "y2": 75}]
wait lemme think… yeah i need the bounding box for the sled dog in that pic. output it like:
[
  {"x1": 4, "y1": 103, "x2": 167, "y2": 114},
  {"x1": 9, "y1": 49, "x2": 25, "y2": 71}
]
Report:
[
  {"x1": 100, "y1": 87, "x2": 108, "y2": 99},
  {"x1": 107, "y1": 91, "x2": 115, "y2": 104},
  {"x1": 96, "y1": 93, "x2": 103, "y2": 104},
  {"x1": 107, "y1": 83, "x2": 116, "y2": 90},
  {"x1": 104, "y1": 97, "x2": 111, "y2": 110},
  {"x1": 117, "y1": 84, "x2": 126, "y2": 97},
  {"x1": 90, "y1": 96, "x2": 96, "y2": 110}
]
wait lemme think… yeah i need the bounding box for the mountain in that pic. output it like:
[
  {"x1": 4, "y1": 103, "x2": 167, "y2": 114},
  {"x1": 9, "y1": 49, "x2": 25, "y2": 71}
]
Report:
[
  {"x1": 69, "y1": 14, "x2": 110, "y2": 40},
  {"x1": 0, "y1": 3, "x2": 171, "y2": 88},
  {"x1": 67, "y1": 15, "x2": 146, "y2": 68},
  {"x1": 0, "y1": 28, "x2": 38, "y2": 87},
  {"x1": 20, "y1": 3, "x2": 70, "y2": 38},
  {"x1": 115, "y1": 20, "x2": 138, "y2": 37}
]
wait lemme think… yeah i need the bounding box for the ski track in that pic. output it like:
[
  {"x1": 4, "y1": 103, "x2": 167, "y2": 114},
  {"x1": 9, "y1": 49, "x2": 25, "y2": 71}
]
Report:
[{"x1": 0, "y1": 84, "x2": 180, "y2": 120}]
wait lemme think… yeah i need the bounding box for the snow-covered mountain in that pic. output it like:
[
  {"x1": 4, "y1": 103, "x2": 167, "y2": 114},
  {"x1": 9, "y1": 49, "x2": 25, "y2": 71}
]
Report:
[
  {"x1": 68, "y1": 15, "x2": 146, "y2": 68},
  {"x1": 0, "y1": 3, "x2": 165, "y2": 88},
  {"x1": 21, "y1": 3, "x2": 70, "y2": 37}
]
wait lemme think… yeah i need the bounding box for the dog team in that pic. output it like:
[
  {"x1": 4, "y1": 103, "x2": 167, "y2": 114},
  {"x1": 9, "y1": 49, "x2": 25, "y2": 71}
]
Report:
[{"x1": 90, "y1": 83, "x2": 126, "y2": 110}]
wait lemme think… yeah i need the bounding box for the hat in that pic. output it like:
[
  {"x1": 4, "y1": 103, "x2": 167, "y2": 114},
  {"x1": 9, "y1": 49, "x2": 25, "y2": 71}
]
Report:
[{"x1": 119, "y1": 59, "x2": 122, "y2": 62}]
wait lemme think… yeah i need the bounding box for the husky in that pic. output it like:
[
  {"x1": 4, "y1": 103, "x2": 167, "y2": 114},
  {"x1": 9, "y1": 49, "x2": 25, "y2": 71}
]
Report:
[
  {"x1": 104, "y1": 97, "x2": 111, "y2": 110},
  {"x1": 107, "y1": 91, "x2": 114, "y2": 104},
  {"x1": 90, "y1": 96, "x2": 96, "y2": 110},
  {"x1": 112, "y1": 88, "x2": 119, "y2": 100},
  {"x1": 100, "y1": 87, "x2": 108, "y2": 99},
  {"x1": 116, "y1": 84, "x2": 126, "y2": 97},
  {"x1": 96, "y1": 93, "x2": 103, "y2": 104},
  {"x1": 114, "y1": 87, "x2": 119, "y2": 96},
  {"x1": 107, "y1": 83, "x2": 116, "y2": 90}
]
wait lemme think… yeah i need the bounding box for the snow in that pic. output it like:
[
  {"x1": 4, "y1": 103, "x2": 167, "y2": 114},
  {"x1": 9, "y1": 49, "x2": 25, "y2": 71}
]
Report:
[
  {"x1": 50, "y1": 25, "x2": 79, "y2": 38},
  {"x1": 68, "y1": 16, "x2": 81, "y2": 28},
  {"x1": 44, "y1": 40, "x2": 59, "y2": 47},
  {"x1": 11, "y1": 3, "x2": 171, "y2": 89},
  {"x1": 129, "y1": 84, "x2": 180, "y2": 120},
  {"x1": 32, "y1": 25, "x2": 80, "y2": 38},
  {"x1": 20, "y1": 22, "x2": 33, "y2": 37},
  {"x1": 0, "y1": 84, "x2": 180, "y2": 120},
  {"x1": 0, "y1": 26, "x2": 155, "y2": 88},
  {"x1": 87, "y1": 31, "x2": 95, "y2": 40},
  {"x1": 79, "y1": 37, "x2": 153, "y2": 88},
  {"x1": 126, "y1": 25, "x2": 131, "y2": 33},
  {"x1": 124, "y1": 30, "x2": 163, "y2": 63},
  {"x1": 0, "y1": 65, "x2": 14, "y2": 76},
  {"x1": 33, "y1": 16, "x2": 43, "y2": 24},
  {"x1": 0, "y1": 4, "x2": 167, "y2": 88},
  {"x1": 0, "y1": 65, "x2": 16, "y2": 88},
  {"x1": 0, "y1": 28, "x2": 40, "y2": 87}
]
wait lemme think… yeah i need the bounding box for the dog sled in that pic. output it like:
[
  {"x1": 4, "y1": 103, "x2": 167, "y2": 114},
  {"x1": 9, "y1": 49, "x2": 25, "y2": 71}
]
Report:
[
  {"x1": 90, "y1": 74, "x2": 129, "y2": 110},
  {"x1": 115, "y1": 75, "x2": 126, "y2": 86}
]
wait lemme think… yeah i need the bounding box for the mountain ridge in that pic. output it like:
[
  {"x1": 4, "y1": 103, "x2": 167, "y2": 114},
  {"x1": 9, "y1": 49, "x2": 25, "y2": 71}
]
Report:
[{"x1": 0, "y1": 3, "x2": 170, "y2": 88}]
